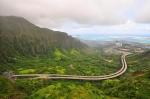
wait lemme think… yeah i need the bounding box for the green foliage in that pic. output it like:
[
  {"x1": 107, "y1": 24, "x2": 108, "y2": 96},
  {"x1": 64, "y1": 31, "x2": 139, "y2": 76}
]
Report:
[
  {"x1": 101, "y1": 79, "x2": 120, "y2": 89},
  {"x1": 30, "y1": 82, "x2": 105, "y2": 99},
  {"x1": 54, "y1": 49, "x2": 66, "y2": 61},
  {"x1": 0, "y1": 76, "x2": 25, "y2": 98},
  {"x1": 70, "y1": 49, "x2": 80, "y2": 56},
  {"x1": 15, "y1": 79, "x2": 46, "y2": 95},
  {"x1": 10, "y1": 50, "x2": 120, "y2": 76},
  {"x1": 0, "y1": 76, "x2": 14, "y2": 96},
  {"x1": 127, "y1": 51, "x2": 150, "y2": 74},
  {"x1": 102, "y1": 74, "x2": 150, "y2": 99},
  {"x1": 55, "y1": 66, "x2": 66, "y2": 74},
  {"x1": 19, "y1": 69, "x2": 36, "y2": 74},
  {"x1": 1, "y1": 50, "x2": 150, "y2": 99},
  {"x1": 0, "y1": 65, "x2": 9, "y2": 74}
]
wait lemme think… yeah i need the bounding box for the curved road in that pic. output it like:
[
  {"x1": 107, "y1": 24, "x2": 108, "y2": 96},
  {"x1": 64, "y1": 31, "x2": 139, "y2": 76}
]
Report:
[{"x1": 13, "y1": 53, "x2": 129, "y2": 80}]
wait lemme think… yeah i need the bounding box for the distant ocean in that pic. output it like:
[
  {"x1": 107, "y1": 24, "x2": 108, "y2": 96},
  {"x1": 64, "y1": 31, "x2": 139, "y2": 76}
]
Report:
[{"x1": 74, "y1": 35, "x2": 150, "y2": 44}]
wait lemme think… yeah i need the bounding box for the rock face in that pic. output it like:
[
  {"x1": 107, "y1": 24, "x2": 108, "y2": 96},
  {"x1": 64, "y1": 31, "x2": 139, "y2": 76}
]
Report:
[{"x1": 0, "y1": 16, "x2": 87, "y2": 62}]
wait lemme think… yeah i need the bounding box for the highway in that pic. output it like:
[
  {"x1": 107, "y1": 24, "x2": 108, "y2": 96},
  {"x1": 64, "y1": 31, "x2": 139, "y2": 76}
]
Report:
[{"x1": 13, "y1": 53, "x2": 129, "y2": 81}]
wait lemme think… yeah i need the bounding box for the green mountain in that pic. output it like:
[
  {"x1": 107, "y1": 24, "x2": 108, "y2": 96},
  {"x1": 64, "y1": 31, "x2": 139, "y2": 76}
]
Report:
[{"x1": 0, "y1": 16, "x2": 87, "y2": 62}]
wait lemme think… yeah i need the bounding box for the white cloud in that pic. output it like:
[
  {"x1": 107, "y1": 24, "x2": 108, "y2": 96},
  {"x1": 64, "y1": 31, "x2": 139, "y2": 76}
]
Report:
[
  {"x1": 0, "y1": 0, "x2": 136, "y2": 27},
  {"x1": 135, "y1": 0, "x2": 150, "y2": 23},
  {"x1": 0, "y1": 0, "x2": 150, "y2": 37}
]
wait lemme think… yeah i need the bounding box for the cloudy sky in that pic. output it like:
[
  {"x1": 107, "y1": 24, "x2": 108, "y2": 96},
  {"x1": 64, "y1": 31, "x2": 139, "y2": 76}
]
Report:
[{"x1": 0, "y1": 0, "x2": 150, "y2": 38}]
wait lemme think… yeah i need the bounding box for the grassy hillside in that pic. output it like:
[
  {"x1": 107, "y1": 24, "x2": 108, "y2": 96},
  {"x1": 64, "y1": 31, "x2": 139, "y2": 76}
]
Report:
[
  {"x1": 127, "y1": 51, "x2": 150, "y2": 75},
  {"x1": 0, "y1": 16, "x2": 87, "y2": 63}
]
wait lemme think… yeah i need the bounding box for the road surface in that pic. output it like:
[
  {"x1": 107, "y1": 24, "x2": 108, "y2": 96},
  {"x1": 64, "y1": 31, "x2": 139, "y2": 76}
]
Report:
[{"x1": 13, "y1": 53, "x2": 129, "y2": 81}]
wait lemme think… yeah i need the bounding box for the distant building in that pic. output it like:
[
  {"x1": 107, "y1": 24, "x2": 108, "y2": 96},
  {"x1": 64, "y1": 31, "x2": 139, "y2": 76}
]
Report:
[
  {"x1": 134, "y1": 48, "x2": 144, "y2": 53},
  {"x1": 115, "y1": 41, "x2": 122, "y2": 47}
]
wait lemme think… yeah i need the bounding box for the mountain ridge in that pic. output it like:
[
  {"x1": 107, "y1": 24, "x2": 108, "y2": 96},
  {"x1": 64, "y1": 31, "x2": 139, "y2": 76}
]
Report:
[{"x1": 0, "y1": 16, "x2": 87, "y2": 62}]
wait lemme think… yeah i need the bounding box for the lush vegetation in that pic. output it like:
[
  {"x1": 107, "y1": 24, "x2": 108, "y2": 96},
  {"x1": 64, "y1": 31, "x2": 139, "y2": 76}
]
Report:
[
  {"x1": 127, "y1": 51, "x2": 150, "y2": 75},
  {"x1": 0, "y1": 16, "x2": 150, "y2": 99},
  {"x1": 0, "y1": 16, "x2": 87, "y2": 63},
  {"x1": 9, "y1": 49, "x2": 120, "y2": 76},
  {"x1": 0, "y1": 76, "x2": 26, "y2": 99},
  {"x1": 0, "y1": 47, "x2": 123, "y2": 99},
  {"x1": 1, "y1": 71, "x2": 150, "y2": 99},
  {"x1": 1, "y1": 50, "x2": 150, "y2": 99}
]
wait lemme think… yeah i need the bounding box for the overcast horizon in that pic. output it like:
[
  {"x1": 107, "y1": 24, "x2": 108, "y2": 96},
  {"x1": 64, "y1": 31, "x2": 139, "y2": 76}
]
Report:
[{"x1": 1, "y1": 0, "x2": 150, "y2": 38}]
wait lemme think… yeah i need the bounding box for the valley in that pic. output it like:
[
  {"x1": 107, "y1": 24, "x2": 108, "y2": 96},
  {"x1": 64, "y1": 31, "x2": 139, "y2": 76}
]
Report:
[{"x1": 0, "y1": 16, "x2": 150, "y2": 99}]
